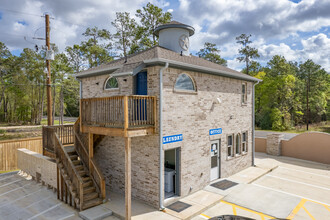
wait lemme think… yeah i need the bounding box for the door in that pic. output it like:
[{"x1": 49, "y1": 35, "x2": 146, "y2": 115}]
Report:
[
  {"x1": 135, "y1": 72, "x2": 148, "y2": 121},
  {"x1": 210, "y1": 139, "x2": 220, "y2": 181},
  {"x1": 135, "y1": 72, "x2": 147, "y2": 95},
  {"x1": 164, "y1": 148, "x2": 181, "y2": 199}
]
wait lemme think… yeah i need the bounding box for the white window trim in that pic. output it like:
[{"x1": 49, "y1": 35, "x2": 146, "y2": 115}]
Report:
[
  {"x1": 227, "y1": 134, "x2": 234, "y2": 159},
  {"x1": 173, "y1": 73, "x2": 197, "y2": 93},
  {"x1": 235, "y1": 133, "x2": 241, "y2": 156},
  {"x1": 104, "y1": 76, "x2": 119, "y2": 90},
  {"x1": 242, "y1": 131, "x2": 248, "y2": 154}
]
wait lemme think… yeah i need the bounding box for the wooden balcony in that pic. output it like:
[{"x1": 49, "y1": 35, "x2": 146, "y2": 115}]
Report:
[{"x1": 80, "y1": 95, "x2": 157, "y2": 137}]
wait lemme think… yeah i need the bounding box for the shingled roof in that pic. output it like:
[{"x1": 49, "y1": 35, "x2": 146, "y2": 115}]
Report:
[{"x1": 76, "y1": 46, "x2": 261, "y2": 82}]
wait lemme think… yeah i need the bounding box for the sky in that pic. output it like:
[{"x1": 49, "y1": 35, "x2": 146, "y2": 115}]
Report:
[{"x1": 0, "y1": 0, "x2": 329, "y2": 72}]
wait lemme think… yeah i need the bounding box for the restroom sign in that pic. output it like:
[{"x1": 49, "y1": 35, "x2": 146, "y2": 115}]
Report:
[
  {"x1": 163, "y1": 134, "x2": 183, "y2": 144},
  {"x1": 209, "y1": 128, "x2": 222, "y2": 135}
]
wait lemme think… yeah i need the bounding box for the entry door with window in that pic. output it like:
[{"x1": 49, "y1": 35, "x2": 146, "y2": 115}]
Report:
[{"x1": 210, "y1": 139, "x2": 221, "y2": 181}]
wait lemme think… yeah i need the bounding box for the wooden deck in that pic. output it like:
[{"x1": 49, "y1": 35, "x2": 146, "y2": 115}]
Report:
[{"x1": 80, "y1": 95, "x2": 157, "y2": 137}]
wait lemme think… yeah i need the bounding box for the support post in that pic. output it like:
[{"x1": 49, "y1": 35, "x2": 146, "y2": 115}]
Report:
[
  {"x1": 125, "y1": 137, "x2": 131, "y2": 220},
  {"x1": 124, "y1": 96, "x2": 129, "y2": 132},
  {"x1": 88, "y1": 133, "x2": 93, "y2": 171}
]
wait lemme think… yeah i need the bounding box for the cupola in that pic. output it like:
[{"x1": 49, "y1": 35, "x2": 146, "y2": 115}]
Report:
[{"x1": 154, "y1": 21, "x2": 195, "y2": 56}]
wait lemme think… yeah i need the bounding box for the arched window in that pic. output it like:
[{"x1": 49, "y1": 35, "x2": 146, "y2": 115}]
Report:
[
  {"x1": 174, "y1": 73, "x2": 196, "y2": 91},
  {"x1": 104, "y1": 77, "x2": 118, "y2": 90},
  {"x1": 236, "y1": 134, "x2": 241, "y2": 155}
]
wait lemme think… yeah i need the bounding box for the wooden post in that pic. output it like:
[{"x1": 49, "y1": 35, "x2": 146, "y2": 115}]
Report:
[
  {"x1": 57, "y1": 167, "x2": 59, "y2": 199},
  {"x1": 45, "y1": 14, "x2": 53, "y2": 126},
  {"x1": 80, "y1": 100, "x2": 83, "y2": 133},
  {"x1": 124, "y1": 96, "x2": 129, "y2": 133},
  {"x1": 88, "y1": 133, "x2": 93, "y2": 170},
  {"x1": 125, "y1": 137, "x2": 131, "y2": 220}
]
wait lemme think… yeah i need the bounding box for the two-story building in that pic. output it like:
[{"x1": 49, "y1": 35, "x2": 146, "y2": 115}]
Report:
[{"x1": 75, "y1": 21, "x2": 261, "y2": 217}]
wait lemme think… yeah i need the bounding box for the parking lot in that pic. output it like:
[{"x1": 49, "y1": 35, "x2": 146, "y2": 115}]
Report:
[{"x1": 193, "y1": 153, "x2": 330, "y2": 220}]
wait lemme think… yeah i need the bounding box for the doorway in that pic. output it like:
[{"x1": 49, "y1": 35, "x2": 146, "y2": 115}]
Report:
[
  {"x1": 135, "y1": 71, "x2": 148, "y2": 95},
  {"x1": 210, "y1": 139, "x2": 221, "y2": 181},
  {"x1": 164, "y1": 148, "x2": 181, "y2": 199}
]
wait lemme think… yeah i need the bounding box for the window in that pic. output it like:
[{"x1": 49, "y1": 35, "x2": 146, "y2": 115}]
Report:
[
  {"x1": 174, "y1": 73, "x2": 196, "y2": 91},
  {"x1": 235, "y1": 134, "x2": 241, "y2": 155},
  {"x1": 242, "y1": 132, "x2": 247, "y2": 153},
  {"x1": 105, "y1": 77, "x2": 118, "y2": 89},
  {"x1": 227, "y1": 135, "x2": 233, "y2": 157},
  {"x1": 242, "y1": 83, "x2": 247, "y2": 104}
]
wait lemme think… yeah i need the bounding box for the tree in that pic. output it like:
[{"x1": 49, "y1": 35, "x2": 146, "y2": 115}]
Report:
[
  {"x1": 111, "y1": 12, "x2": 137, "y2": 57},
  {"x1": 236, "y1": 34, "x2": 260, "y2": 75},
  {"x1": 135, "y1": 3, "x2": 172, "y2": 49},
  {"x1": 66, "y1": 44, "x2": 86, "y2": 73},
  {"x1": 297, "y1": 60, "x2": 330, "y2": 128},
  {"x1": 197, "y1": 42, "x2": 227, "y2": 66},
  {"x1": 81, "y1": 27, "x2": 113, "y2": 68}
]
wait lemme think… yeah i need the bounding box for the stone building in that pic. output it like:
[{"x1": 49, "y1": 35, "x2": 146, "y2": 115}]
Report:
[{"x1": 76, "y1": 21, "x2": 261, "y2": 210}]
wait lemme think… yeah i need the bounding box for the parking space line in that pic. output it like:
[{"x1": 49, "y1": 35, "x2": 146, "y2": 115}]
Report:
[
  {"x1": 302, "y1": 206, "x2": 316, "y2": 220},
  {"x1": 323, "y1": 204, "x2": 330, "y2": 213},
  {"x1": 252, "y1": 183, "x2": 330, "y2": 206},
  {"x1": 221, "y1": 200, "x2": 275, "y2": 219},
  {"x1": 232, "y1": 205, "x2": 237, "y2": 215},
  {"x1": 287, "y1": 198, "x2": 307, "y2": 219},
  {"x1": 200, "y1": 213, "x2": 211, "y2": 219},
  {"x1": 266, "y1": 174, "x2": 330, "y2": 191},
  {"x1": 279, "y1": 166, "x2": 330, "y2": 179}
]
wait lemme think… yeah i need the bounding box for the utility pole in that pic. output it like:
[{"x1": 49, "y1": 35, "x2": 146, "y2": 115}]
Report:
[
  {"x1": 45, "y1": 14, "x2": 53, "y2": 126},
  {"x1": 306, "y1": 70, "x2": 310, "y2": 131}
]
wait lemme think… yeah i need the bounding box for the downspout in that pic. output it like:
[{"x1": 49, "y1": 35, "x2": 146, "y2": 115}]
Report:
[
  {"x1": 252, "y1": 81, "x2": 260, "y2": 167},
  {"x1": 159, "y1": 62, "x2": 169, "y2": 210}
]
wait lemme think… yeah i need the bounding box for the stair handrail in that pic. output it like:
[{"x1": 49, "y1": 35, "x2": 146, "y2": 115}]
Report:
[
  {"x1": 54, "y1": 132, "x2": 84, "y2": 210},
  {"x1": 74, "y1": 117, "x2": 106, "y2": 200}
]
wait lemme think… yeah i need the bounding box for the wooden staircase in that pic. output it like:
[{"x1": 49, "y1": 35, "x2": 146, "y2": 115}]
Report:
[{"x1": 54, "y1": 118, "x2": 106, "y2": 211}]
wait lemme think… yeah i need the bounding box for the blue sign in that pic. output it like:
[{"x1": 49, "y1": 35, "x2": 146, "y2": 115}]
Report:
[
  {"x1": 163, "y1": 134, "x2": 183, "y2": 144},
  {"x1": 209, "y1": 128, "x2": 222, "y2": 135}
]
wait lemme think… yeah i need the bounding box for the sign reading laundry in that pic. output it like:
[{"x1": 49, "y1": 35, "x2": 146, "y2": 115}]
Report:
[
  {"x1": 209, "y1": 128, "x2": 222, "y2": 135},
  {"x1": 163, "y1": 134, "x2": 183, "y2": 144}
]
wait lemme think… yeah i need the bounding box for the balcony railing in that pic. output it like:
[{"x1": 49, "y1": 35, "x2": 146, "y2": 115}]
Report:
[{"x1": 80, "y1": 95, "x2": 156, "y2": 129}]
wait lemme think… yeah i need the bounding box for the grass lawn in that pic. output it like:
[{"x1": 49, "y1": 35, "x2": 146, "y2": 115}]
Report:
[
  {"x1": 40, "y1": 119, "x2": 74, "y2": 125},
  {"x1": 257, "y1": 121, "x2": 330, "y2": 134}
]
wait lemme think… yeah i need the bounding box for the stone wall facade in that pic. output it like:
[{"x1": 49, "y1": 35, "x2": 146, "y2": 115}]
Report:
[
  {"x1": 162, "y1": 67, "x2": 253, "y2": 198},
  {"x1": 266, "y1": 133, "x2": 284, "y2": 156},
  {"x1": 81, "y1": 65, "x2": 254, "y2": 207}
]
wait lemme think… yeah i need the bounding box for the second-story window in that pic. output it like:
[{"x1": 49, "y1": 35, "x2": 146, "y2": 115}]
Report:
[
  {"x1": 174, "y1": 73, "x2": 196, "y2": 91},
  {"x1": 105, "y1": 77, "x2": 118, "y2": 90},
  {"x1": 242, "y1": 83, "x2": 247, "y2": 104}
]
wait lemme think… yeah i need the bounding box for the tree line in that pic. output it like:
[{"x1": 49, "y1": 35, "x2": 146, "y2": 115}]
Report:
[{"x1": 0, "y1": 2, "x2": 329, "y2": 130}]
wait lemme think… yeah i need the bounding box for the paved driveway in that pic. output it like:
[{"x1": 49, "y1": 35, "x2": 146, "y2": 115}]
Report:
[{"x1": 193, "y1": 153, "x2": 330, "y2": 220}]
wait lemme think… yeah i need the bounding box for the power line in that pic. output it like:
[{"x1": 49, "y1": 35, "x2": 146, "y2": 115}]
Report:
[{"x1": 0, "y1": 7, "x2": 43, "y2": 18}]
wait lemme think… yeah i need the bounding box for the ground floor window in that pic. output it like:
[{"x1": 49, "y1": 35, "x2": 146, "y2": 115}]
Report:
[
  {"x1": 227, "y1": 135, "x2": 233, "y2": 157},
  {"x1": 236, "y1": 134, "x2": 241, "y2": 155},
  {"x1": 242, "y1": 131, "x2": 247, "y2": 153}
]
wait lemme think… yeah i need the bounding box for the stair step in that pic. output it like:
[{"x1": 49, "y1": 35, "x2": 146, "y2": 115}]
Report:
[
  {"x1": 83, "y1": 186, "x2": 96, "y2": 194},
  {"x1": 84, "y1": 192, "x2": 99, "y2": 201},
  {"x1": 67, "y1": 151, "x2": 77, "y2": 156},
  {"x1": 82, "y1": 176, "x2": 91, "y2": 182},
  {"x1": 82, "y1": 198, "x2": 102, "y2": 210},
  {"x1": 72, "y1": 160, "x2": 81, "y2": 166},
  {"x1": 70, "y1": 155, "x2": 78, "y2": 160},
  {"x1": 69, "y1": 155, "x2": 78, "y2": 160},
  {"x1": 75, "y1": 165, "x2": 84, "y2": 171},
  {"x1": 83, "y1": 180, "x2": 93, "y2": 188},
  {"x1": 78, "y1": 170, "x2": 87, "y2": 176}
]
